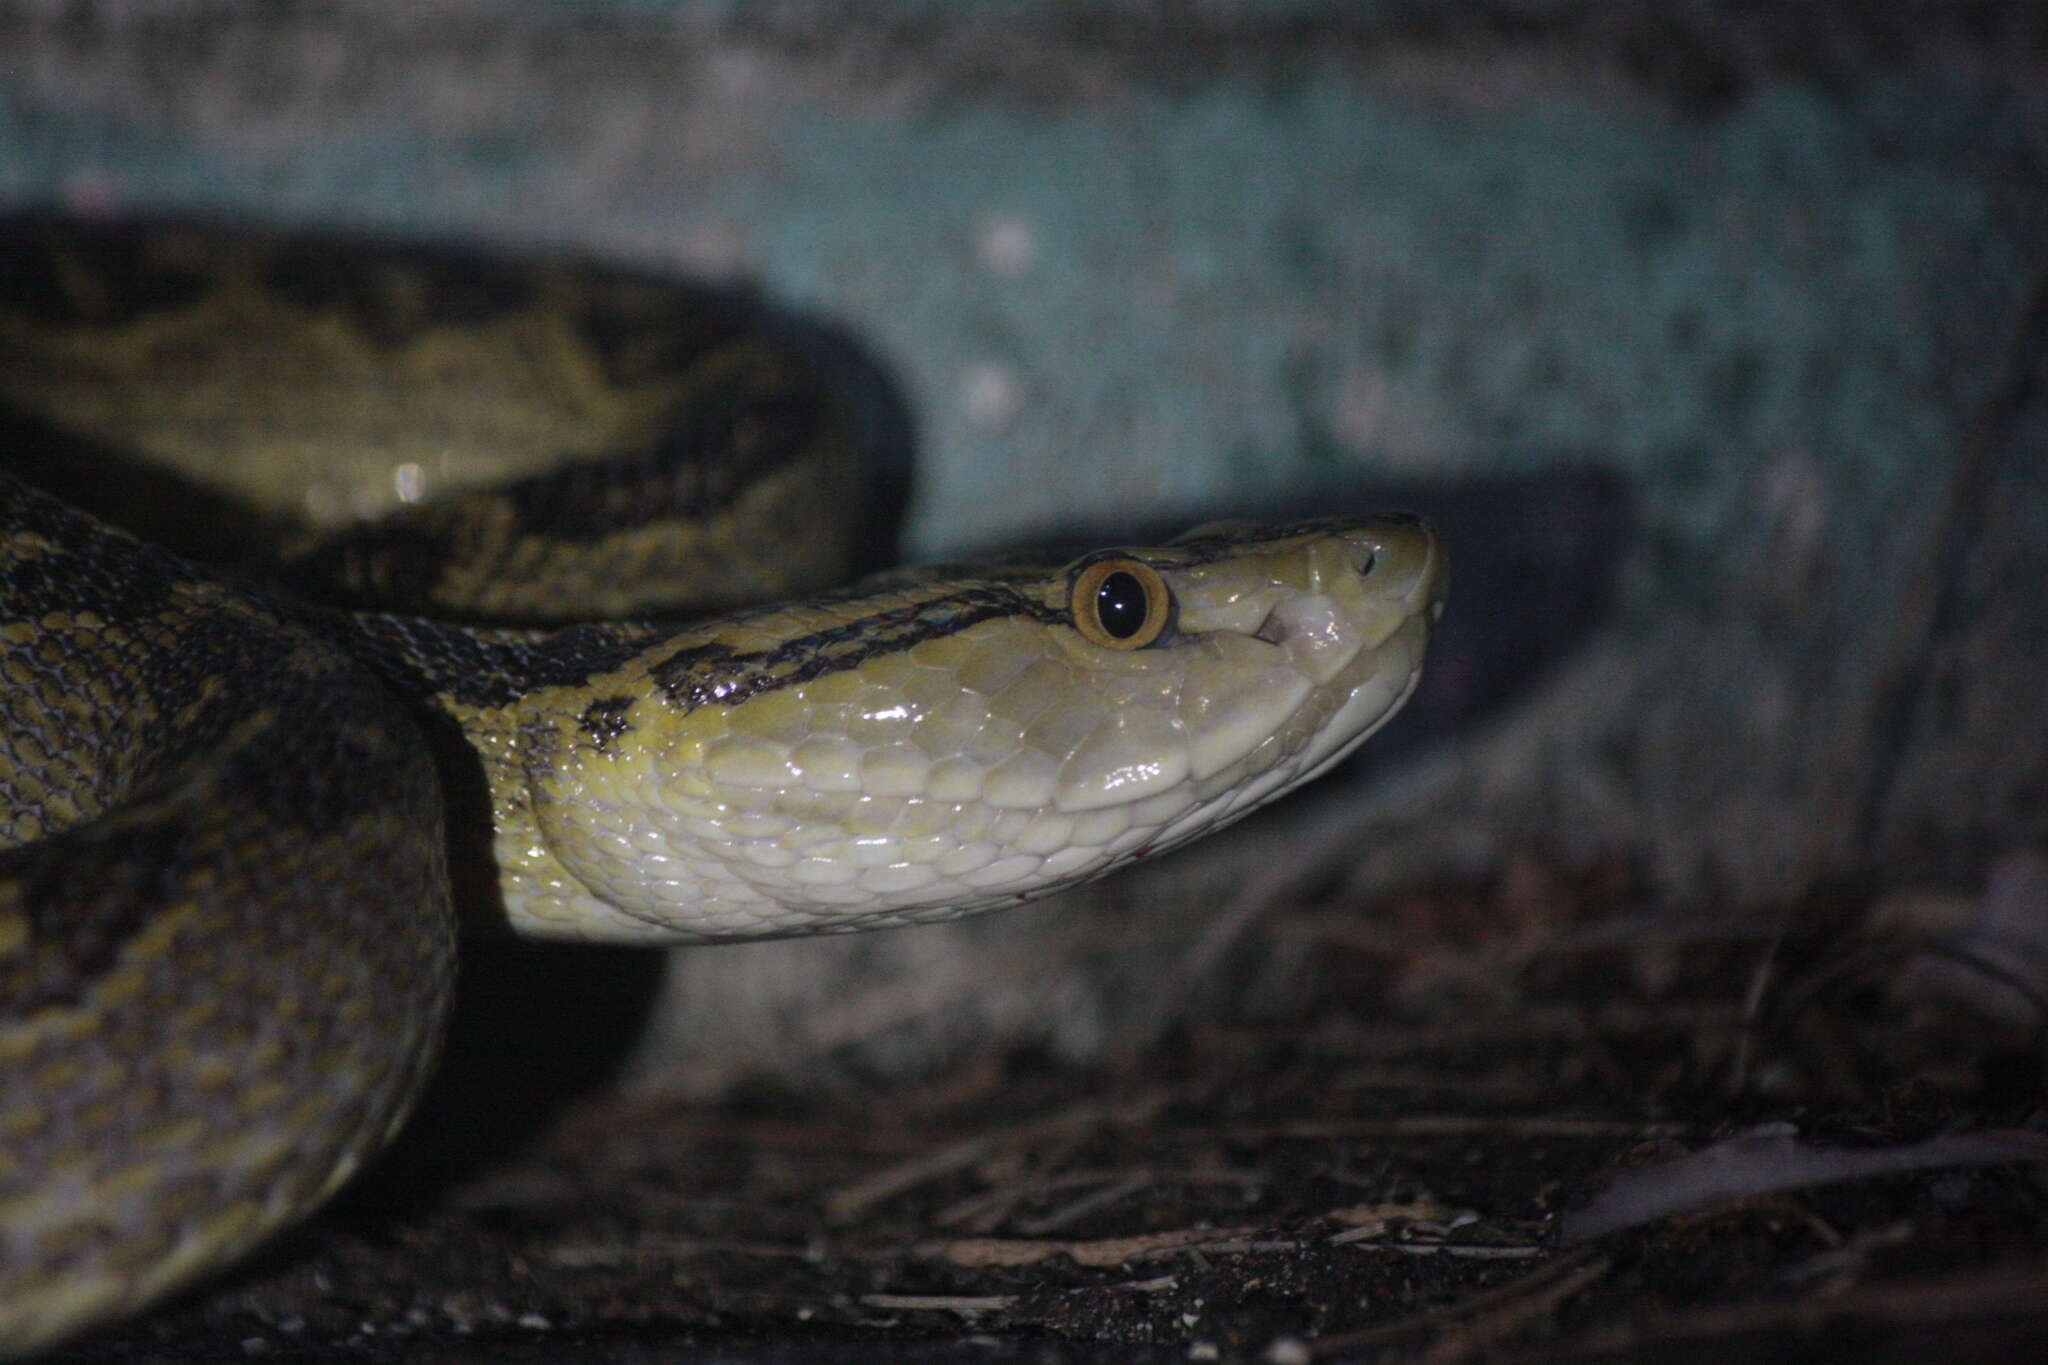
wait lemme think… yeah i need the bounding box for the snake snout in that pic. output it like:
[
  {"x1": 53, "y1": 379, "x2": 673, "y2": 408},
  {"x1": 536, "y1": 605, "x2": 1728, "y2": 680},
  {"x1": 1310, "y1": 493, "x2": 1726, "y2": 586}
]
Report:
[{"x1": 1355, "y1": 515, "x2": 1445, "y2": 621}]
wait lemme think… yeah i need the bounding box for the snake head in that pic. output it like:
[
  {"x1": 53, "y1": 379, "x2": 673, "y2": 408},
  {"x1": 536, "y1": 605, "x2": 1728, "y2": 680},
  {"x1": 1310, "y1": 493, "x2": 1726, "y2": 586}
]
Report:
[{"x1": 497, "y1": 515, "x2": 1445, "y2": 942}]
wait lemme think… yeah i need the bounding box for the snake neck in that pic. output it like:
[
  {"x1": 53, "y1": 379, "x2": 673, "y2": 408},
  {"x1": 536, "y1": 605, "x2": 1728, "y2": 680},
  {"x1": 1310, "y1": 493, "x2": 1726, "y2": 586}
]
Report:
[
  {"x1": 308, "y1": 611, "x2": 646, "y2": 939},
  {"x1": 329, "y1": 611, "x2": 662, "y2": 710}
]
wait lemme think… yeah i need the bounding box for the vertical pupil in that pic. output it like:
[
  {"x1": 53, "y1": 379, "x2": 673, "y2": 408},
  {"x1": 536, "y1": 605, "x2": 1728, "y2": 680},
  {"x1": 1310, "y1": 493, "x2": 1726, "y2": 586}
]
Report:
[{"x1": 1096, "y1": 571, "x2": 1148, "y2": 639}]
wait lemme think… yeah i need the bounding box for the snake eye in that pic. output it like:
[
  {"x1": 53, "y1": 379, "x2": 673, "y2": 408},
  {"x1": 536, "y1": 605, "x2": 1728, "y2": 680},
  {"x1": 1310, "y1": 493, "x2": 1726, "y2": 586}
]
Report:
[{"x1": 1069, "y1": 557, "x2": 1172, "y2": 650}]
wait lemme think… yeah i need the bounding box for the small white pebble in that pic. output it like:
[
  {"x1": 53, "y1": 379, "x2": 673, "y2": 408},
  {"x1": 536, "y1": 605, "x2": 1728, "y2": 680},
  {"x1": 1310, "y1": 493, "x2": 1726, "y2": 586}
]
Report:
[
  {"x1": 1264, "y1": 1336, "x2": 1313, "y2": 1365},
  {"x1": 516, "y1": 1313, "x2": 552, "y2": 1330},
  {"x1": 1188, "y1": 1344, "x2": 1221, "y2": 1361}
]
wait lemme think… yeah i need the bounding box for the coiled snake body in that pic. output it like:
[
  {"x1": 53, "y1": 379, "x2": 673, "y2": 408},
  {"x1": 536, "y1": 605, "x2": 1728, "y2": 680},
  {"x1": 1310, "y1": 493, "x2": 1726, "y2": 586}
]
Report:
[{"x1": 0, "y1": 221, "x2": 1444, "y2": 1355}]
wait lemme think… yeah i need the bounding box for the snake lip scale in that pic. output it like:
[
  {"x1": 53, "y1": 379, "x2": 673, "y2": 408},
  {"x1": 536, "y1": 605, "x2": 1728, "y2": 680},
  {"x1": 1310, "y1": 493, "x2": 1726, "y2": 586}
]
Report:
[{"x1": 0, "y1": 220, "x2": 1446, "y2": 1357}]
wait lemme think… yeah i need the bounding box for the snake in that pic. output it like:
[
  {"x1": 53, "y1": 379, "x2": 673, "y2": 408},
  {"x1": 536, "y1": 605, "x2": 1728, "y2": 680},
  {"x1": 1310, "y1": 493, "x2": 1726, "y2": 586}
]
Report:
[{"x1": 0, "y1": 219, "x2": 1445, "y2": 1356}]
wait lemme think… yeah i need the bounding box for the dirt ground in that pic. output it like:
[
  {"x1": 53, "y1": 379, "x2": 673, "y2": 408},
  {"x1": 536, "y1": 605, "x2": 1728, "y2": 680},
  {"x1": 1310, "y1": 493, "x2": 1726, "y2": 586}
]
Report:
[{"x1": 47, "y1": 855, "x2": 2048, "y2": 1364}]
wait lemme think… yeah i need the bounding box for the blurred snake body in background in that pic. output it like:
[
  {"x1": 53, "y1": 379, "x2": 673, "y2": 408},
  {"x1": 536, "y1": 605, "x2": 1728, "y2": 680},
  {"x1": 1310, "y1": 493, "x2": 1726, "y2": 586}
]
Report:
[{"x1": 0, "y1": 222, "x2": 1444, "y2": 1356}]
